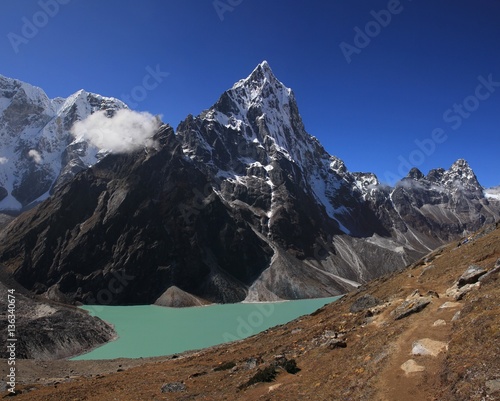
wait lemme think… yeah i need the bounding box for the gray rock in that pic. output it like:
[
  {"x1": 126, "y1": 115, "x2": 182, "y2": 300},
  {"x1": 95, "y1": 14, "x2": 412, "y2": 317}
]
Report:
[
  {"x1": 161, "y1": 382, "x2": 186, "y2": 393},
  {"x1": 45, "y1": 284, "x2": 72, "y2": 304},
  {"x1": 325, "y1": 338, "x2": 347, "y2": 349},
  {"x1": 401, "y1": 359, "x2": 425, "y2": 374},
  {"x1": 272, "y1": 356, "x2": 300, "y2": 374},
  {"x1": 245, "y1": 357, "x2": 262, "y2": 370},
  {"x1": 323, "y1": 330, "x2": 338, "y2": 339},
  {"x1": 458, "y1": 265, "x2": 487, "y2": 287},
  {"x1": 486, "y1": 379, "x2": 500, "y2": 395},
  {"x1": 350, "y1": 294, "x2": 381, "y2": 313},
  {"x1": 479, "y1": 265, "x2": 500, "y2": 284},
  {"x1": 419, "y1": 264, "x2": 435, "y2": 278},
  {"x1": 392, "y1": 297, "x2": 432, "y2": 320},
  {"x1": 445, "y1": 282, "x2": 480, "y2": 301},
  {"x1": 411, "y1": 338, "x2": 447, "y2": 356}
]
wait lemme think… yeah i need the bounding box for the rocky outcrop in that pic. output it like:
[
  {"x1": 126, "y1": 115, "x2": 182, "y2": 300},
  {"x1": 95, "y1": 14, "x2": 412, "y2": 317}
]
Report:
[
  {"x1": 392, "y1": 295, "x2": 432, "y2": 320},
  {"x1": 445, "y1": 264, "x2": 491, "y2": 300},
  {"x1": 350, "y1": 294, "x2": 381, "y2": 313},
  {"x1": 457, "y1": 265, "x2": 487, "y2": 286},
  {"x1": 0, "y1": 268, "x2": 114, "y2": 359}
]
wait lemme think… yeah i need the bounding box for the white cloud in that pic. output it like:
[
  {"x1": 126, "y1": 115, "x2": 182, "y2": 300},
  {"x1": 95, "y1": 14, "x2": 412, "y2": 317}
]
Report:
[
  {"x1": 0, "y1": 157, "x2": 8, "y2": 165},
  {"x1": 28, "y1": 150, "x2": 43, "y2": 164},
  {"x1": 71, "y1": 109, "x2": 160, "y2": 153}
]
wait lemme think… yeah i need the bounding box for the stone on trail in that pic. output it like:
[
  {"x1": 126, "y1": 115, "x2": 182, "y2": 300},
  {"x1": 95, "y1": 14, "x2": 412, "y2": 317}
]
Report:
[
  {"x1": 411, "y1": 339, "x2": 448, "y2": 357},
  {"x1": 400, "y1": 359, "x2": 425, "y2": 374},
  {"x1": 486, "y1": 379, "x2": 500, "y2": 395},
  {"x1": 392, "y1": 297, "x2": 432, "y2": 320}
]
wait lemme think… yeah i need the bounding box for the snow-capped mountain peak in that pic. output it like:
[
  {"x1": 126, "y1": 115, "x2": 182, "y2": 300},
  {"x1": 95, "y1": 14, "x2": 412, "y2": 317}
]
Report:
[
  {"x1": 232, "y1": 60, "x2": 281, "y2": 91},
  {"x1": 0, "y1": 75, "x2": 127, "y2": 210},
  {"x1": 441, "y1": 158, "x2": 482, "y2": 193},
  {"x1": 0, "y1": 74, "x2": 53, "y2": 112}
]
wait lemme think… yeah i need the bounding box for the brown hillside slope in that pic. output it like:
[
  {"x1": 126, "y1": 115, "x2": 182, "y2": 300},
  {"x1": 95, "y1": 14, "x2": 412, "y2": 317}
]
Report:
[{"x1": 4, "y1": 224, "x2": 500, "y2": 400}]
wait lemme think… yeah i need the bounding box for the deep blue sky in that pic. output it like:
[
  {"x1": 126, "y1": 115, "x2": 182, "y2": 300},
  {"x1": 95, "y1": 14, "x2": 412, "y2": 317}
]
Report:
[{"x1": 1, "y1": 0, "x2": 499, "y2": 187}]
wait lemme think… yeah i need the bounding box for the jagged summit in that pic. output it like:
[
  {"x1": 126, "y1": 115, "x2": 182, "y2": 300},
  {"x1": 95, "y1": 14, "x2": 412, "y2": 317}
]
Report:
[
  {"x1": 182, "y1": 61, "x2": 314, "y2": 168},
  {"x1": 403, "y1": 159, "x2": 481, "y2": 192},
  {"x1": 439, "y1": 159, "x2": 482, "y2": 194},
  {"x1": 232, "y1": 60, "x2": 279, "y2": 89},
  {"x1": 445, "y1": 158, "x2": 479, "y2": 181},
  {"x1": 229, "y1": 61, "x2": 294, "y2": 117},
  {"x1": 406, "y1": 167, "x2": 425, "y2": 180}
]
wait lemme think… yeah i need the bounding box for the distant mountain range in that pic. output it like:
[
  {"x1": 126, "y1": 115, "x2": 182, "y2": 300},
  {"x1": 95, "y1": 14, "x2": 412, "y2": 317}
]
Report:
[
  {"x1": 0, "y1": 62, "x2": 499, "y2": 305},
  {"x1": 0, "y1": 74, "x2": 126, "y2": 210}
]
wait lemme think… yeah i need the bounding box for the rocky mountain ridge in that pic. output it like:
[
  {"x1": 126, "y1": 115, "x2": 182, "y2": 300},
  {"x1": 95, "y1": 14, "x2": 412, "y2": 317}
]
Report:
[
  {"x1": 0, "y1": 63, "x2": 498, "y2": 305},
  {"x1": 0, "y1": 74, "x2": 126, "y2": 210}
]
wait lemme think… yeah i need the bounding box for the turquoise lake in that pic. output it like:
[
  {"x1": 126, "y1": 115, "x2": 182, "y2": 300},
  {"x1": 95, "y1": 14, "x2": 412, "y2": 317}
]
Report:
[{"x1": 72, "y1": 297, "x2": 340, "y2": 360}]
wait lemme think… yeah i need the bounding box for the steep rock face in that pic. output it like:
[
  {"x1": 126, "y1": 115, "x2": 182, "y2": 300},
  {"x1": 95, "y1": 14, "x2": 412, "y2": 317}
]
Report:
[
  {"x1": 0, "y1": 126, "x2": 275, "y2": 305},
  {"x1": 0, "y1": 63, "x2": 498, "y2": 305},
  {"x1": 0, "y1": 75, "x2": 126, "y2": 210},
  {"x1": 177, "y1": 62, "x2": 387, "y2": 240}
]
